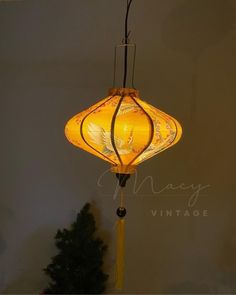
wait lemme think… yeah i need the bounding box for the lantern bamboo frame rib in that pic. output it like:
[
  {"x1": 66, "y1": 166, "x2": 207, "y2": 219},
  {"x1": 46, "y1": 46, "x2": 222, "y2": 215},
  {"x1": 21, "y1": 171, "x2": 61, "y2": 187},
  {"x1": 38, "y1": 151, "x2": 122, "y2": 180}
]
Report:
[
  {"x1": 80, "y1": 95, "x2": 117, "y2": 166},
  {"x1": 127, "y1": 95, "x2": 155, "y2": 166},
  {"x1": 110, "y1": 95, "x2": 125, "y2": 166}
]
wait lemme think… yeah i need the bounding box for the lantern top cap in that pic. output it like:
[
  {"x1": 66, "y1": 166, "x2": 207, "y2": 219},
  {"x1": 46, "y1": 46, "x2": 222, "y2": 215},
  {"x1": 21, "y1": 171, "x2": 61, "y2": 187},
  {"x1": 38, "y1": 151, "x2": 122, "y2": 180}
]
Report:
[{"x1": 109, "y1": 88, "x2": 139, "y2": 97}]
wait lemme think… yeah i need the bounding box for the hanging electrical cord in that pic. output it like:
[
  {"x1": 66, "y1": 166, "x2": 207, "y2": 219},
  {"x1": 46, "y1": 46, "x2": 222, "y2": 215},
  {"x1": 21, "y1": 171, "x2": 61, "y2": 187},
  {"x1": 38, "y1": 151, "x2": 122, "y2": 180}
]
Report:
[{"x1": 123, "y1": 0, "x2": 134, "y2": 88}]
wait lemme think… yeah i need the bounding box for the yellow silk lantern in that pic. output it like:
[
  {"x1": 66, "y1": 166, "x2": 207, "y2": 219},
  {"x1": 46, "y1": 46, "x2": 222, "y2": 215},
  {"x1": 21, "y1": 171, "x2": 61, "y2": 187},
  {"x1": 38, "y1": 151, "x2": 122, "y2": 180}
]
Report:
[
  {"x1": 65, "y1": 87, "x2": 182, "y2": 289},
  {"x1": 65, "y1": 0, "x2": 182, "y2": 290},
  {"x1": 65, "y1": 88, "x2": 182, "y2": 174}
]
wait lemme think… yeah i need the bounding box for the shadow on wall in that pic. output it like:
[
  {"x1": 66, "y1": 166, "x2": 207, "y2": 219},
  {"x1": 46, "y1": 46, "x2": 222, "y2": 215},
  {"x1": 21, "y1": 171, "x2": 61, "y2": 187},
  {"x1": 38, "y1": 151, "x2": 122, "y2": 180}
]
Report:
[
  {"x1": 160, "y1": 217, "x2": 236, "y2": 294},
  {"x1": 3, "y1": 227, "x2": 55, "y2": 294},
  {"x1": 163, "y1": 281, "x2": 212, "y2": 294},
  {"x1": 163, "y1": 278, "x2": 236, "y2": 294},
  {"x1": 0, "y1": 236, "x2": 7, "y2": 290},
  {"x1": 0, "y1": 237, "x2": 6, "y2": 255},
  {"x1": 0, "y1": 203, "x2": 14, "y2": 291},
  {"x1": 0, "y1": 202, "x2": 14, "y2": 254},
  {"x1": 217, "y1": 220, "x2": 236, "y2": 293},
  {"x1": 3, "y1": 202, "x2": 111, "y2": 294},
  {"x1": 161, "y1": 0, "x2": 236, "y2": 59}
]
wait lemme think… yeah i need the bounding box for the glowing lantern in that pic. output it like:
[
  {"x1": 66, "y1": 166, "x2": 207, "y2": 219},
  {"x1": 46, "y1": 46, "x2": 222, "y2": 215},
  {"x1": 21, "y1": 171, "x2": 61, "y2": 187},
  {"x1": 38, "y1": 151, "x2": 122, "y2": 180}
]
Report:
[
  {"x1": 64, "y1": 0, "x2": 182, "y2": 289},
  {"x1": 65, "y1": 87, "x2": 182, "y2": 174},
  {"x1": 65, "y1": 87, "x2": 182, "y2": 289}
]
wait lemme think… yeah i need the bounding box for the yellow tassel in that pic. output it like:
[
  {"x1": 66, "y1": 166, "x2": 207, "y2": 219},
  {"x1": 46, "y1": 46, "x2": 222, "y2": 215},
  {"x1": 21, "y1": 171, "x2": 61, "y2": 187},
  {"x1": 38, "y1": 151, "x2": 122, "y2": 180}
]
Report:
[{"x1": 115, "y1": 218, "x2": 125, "y2": 289}]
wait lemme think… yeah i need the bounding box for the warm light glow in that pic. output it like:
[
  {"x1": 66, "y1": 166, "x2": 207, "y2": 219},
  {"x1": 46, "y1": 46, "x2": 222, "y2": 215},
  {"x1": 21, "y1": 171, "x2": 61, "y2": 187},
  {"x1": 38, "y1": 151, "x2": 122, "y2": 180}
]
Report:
[{"x1": 65, "y1": 88, "x2": 182, "y2": 174}]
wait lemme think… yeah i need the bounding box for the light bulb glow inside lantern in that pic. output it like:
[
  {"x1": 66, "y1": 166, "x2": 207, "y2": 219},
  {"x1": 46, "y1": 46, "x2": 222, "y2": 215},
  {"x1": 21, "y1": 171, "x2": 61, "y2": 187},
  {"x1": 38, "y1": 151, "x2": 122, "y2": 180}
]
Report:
[{"x1": 65, "y1": 88, "x2": 182, "y2": 174}]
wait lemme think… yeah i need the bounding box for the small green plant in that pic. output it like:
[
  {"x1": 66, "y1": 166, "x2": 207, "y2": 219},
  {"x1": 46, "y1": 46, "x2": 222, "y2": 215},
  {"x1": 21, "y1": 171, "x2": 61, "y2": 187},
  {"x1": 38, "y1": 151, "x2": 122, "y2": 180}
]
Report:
[{"x1": 43, "y1": 203, "x2": 108, "y2": 294}]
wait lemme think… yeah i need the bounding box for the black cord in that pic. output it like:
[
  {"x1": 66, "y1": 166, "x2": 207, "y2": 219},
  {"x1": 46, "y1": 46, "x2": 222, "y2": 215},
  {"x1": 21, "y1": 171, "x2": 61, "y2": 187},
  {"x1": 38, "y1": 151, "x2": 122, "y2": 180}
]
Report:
[{"x1": 123, "y1": 0, "x2": 133, "y2": 88}]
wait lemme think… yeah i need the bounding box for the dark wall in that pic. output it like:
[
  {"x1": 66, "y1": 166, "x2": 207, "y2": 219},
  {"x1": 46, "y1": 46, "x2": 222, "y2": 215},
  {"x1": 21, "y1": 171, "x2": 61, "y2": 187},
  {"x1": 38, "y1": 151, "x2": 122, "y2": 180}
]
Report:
[{"x1": 0, "y1": 0, "x2": 236, "y2": 293}]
